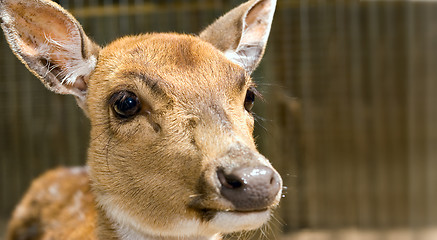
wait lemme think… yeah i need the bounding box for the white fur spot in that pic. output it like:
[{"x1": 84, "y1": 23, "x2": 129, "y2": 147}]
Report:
[
  {"x1": 68, "y1": 166, "x2": 88, "y2": 175},
  {"x1": 48, "y1": 183, "x2": 60, "y2": 199},
  {"x1": 69, "y1": 190, "x2": 85, "y2": 221},
  {"x1": 14, "y1": 205, "x2": 28, "y2": 218}
]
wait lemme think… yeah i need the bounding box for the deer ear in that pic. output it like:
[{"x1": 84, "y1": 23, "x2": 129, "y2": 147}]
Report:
[
  {"x1": 200, "y1": 0, "x2": 276, "y2": 74},
  {"x1": 0, "y1": 0, "x2": 100, "y2": 109}
]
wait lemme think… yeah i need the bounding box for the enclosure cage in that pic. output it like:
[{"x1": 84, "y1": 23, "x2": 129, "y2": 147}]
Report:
[{"x1": 1, "y1": 0, "x2": 437, "y2": 239}]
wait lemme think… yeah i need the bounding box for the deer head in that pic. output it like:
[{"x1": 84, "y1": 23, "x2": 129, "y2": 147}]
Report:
[{"x1": 0, "y1": 0, "x2": 282, "y2": 239}]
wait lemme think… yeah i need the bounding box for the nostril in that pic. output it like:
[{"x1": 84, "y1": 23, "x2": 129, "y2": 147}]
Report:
[
  {"x1": 225, "y1": 177, "x2": 243, "y2": 189},
  {"x1": 217, "y1": 169, "x2": 243, "y2": 189}
]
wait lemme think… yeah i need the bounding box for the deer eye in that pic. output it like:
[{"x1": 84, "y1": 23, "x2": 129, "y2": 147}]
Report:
[
  {"x1": 111, "y1": 91, "x2": 141, "y2": 119},
  {"x1": 244, "y1": 88, "x2": 255, "y2": 112}
]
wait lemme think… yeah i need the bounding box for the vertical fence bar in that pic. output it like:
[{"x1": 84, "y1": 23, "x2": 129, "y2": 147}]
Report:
[
  {"x1": 0, "y1": 30, "x2": 7, "y2": 219},
  {"x1": 366, "y1": 1, "x2": 386, "y2": 230},
  {"x1": 351, "y1": 1, "x2": 370, "y2": 229},
  {"x1": 406, "y1": 1, "x2": 428, "y2": 230},
  {"x1": 119, "y1": 0, "x2": 131, "y2": 36},
  {"x1": 298, "y1": 0, "x2": 319, "y2": 230},
  {"x1": 5, "y1": 34, "x2": 21, "y2": 219},
  {"x1": 424, "y1": 2, "x2": 437, "y2": 228}
]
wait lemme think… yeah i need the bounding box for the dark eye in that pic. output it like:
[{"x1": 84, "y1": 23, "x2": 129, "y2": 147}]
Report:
[
  {"x1": 112, "y1": 91, "x2": 141, "y2": 119},
  {"x1": 244, "y1": 88, "x2": 255, "y2": 112}
]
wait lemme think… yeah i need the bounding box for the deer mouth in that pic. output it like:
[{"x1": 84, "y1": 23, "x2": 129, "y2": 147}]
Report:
[
  {"x1": 188, "y1": 190, "x2": 277, "y2": 220},
  {"x1": 197, "y1": 207, "x2": 273, "y2": 234},
  {"x1": 196, "y1": 207, "x2": 270, "y2": 221}
]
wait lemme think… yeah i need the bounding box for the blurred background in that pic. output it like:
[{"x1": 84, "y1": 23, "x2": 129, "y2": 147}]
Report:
[{"x1": 1, "y1": 0, "x2": 437, "y2": 239}]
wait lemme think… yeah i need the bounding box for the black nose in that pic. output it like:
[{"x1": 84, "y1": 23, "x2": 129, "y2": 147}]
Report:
[{"x1": 217, "y1": 166, "x2": 281, "y2": 211}]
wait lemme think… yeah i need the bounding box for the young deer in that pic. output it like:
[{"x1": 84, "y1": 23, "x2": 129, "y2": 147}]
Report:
[{"x1": 1, "y1": 0, "x2": 282, "y2": 239}]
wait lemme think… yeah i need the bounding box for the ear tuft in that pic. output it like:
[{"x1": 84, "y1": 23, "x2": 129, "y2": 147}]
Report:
[
  {"x1": 200, "y1": 0, "x2": 276, "y2": 74},
  {"x1": 43, "y1": 35, "x2": 98, "y2": 88}
]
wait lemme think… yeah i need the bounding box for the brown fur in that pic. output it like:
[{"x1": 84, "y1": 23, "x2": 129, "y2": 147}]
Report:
[{"x1": 1, "y1": 0, "x2": 280, "y2": 239}]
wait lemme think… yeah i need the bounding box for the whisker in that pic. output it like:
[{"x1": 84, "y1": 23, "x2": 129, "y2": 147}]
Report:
[{"x1": 188, "y1": 194, "x2": 203, "y2": 198}]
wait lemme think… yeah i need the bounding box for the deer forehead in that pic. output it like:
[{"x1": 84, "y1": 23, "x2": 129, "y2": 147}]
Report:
[{"x1": 92, "y1": 33, "x2": 249, "y2": 96}]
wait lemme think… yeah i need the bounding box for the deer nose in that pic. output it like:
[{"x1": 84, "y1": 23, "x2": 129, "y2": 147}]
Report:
[{"x1": 217, "y1": 166, "x2": 281, "y2": 211}]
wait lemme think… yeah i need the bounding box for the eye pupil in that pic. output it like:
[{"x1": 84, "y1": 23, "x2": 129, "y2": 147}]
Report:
[
  {"x1": 244, "y1": 89, "x2": 255, "y2": 111},
  {"x1": 113, "y1": 91, "x2": 141, "y2": 118},
  {"x1": 120, "y1": 97, "x2": 136, "y2": 111}
]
